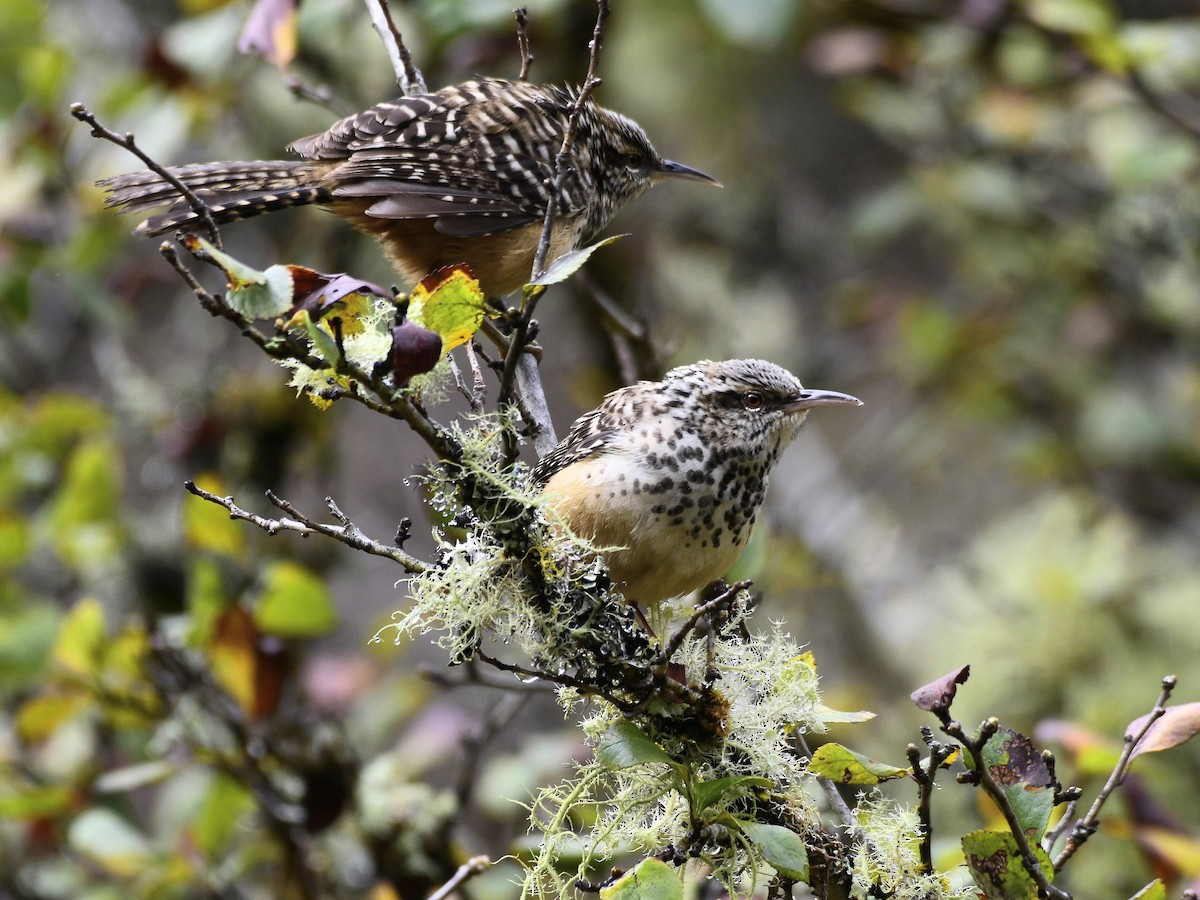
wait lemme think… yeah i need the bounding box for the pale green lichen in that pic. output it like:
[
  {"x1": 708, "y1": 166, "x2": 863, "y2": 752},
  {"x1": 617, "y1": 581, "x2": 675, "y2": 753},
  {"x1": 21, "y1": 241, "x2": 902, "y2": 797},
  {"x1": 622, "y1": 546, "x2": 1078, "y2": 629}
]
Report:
[
  {"x1": 847, "y1": 794, "x2": 971, "y2": 900},
  {"x1": 525, "y1": 612, "x2": 827, "y2": 898}
]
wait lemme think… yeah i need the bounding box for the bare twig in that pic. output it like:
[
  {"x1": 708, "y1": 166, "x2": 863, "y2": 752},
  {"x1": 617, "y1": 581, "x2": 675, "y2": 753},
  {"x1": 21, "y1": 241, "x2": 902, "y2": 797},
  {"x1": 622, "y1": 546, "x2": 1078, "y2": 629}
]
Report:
[
  {"x1": 427, "y1": 856, "x2": 491, "y2": 900},
  {"x1": 1052, "y1": 675, "x2": 1178, "y2": 871},
  {"x1": 363, "y1": 0, "x2": 426, "y2": 95},
  {"x1": 71, "y1": 102, "x2": 222, "y2": 247},
  {"x1": 796, "y1": 734, "x2": 856, "y2": 829},
  {"x1": 905, "y1": 727, "x2": 956, "y2": 873},
  {"x1": 283, "y1": 72, "x2": 346, "y2": 116},
  {"x1": 498, "y1": 0, "x2": 612, "y2": 455},
  {"x1": 514, "y1": 7, "x2": 534, "y2": 80},
  {"x1": 1126, "y1": 69, "x2": 1200, "y2": 142},
  {"x1": 184, "y1": 481, "x2": 429, "y2": 572},
  {"x1": 659, "y1": 580, "x2": 749, "y2": 665},
  {"x1": 449, "y1": 356, "x2": 484, "y2": 413}
]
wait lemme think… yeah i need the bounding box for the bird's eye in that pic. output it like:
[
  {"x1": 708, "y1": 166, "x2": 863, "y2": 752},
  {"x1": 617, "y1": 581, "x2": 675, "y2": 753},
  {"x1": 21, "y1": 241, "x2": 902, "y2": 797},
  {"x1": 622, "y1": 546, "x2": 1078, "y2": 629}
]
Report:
[
  {"x1": 622, "y1": 152, "x2": 643, "y2": 169},
  {"x1": 742, "y1": 391, "x2": 765, "y2": 410}
]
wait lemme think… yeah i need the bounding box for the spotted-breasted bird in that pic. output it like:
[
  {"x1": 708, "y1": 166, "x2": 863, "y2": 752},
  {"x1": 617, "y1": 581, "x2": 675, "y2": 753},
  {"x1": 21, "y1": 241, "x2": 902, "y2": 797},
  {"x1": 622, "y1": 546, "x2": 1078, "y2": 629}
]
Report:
[
  {"x1": 99, "y1": 78, "x2": 717, "y2": 297},
  {"x1": 533, "y1": 359, "x2": 861, "y2": 608}
]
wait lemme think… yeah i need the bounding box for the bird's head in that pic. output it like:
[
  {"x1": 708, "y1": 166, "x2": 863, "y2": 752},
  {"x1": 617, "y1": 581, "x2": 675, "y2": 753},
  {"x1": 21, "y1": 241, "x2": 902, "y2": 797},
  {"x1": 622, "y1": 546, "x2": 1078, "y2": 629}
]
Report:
[{"x1": 662, "y1": 358, "x2": 861, "y2": 459}]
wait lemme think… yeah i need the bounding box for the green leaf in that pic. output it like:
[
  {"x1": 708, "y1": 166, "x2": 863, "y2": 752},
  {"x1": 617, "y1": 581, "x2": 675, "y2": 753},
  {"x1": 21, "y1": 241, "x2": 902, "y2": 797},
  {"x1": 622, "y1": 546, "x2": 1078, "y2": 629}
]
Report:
[
  {"x1": 294, "y1": 307, "x2": 342, "y2": 365},
  {"x1": 737, "y1": 822, "x2": 809, "y2": 881},
  {"x1": 193, "y1": 770, "x2": 255, "y2": 859},
  {"x1": 252, "y1": 561, "x2": 337, "y2": 638},
  {"x1": 531, "y1": 234, "x2": 627, "y2": 287},
  {"x1": 1026, "y1": 0, "x2": 1116, "y2": 37},
  {"x1": 407, "y1": 265, "x2": 490, "y2": 352},
  {"x1": 53, "y1": 597, "x2": 105, "y2": 677},
  {"x1": 690, "y1": 775, "x2": 772, "y2": 813},
  {"x1": 1129, "y1": 880, "x2": 1167, "y2": 900},
  {"x1": 0, "y1": 782, "x2": 75, "y2": 819},
  {"x1": 808, "y1": 743, "x2": 909, "y2": 784},
  {"x1": 0, "y1": 603, "x2": 59, "y2": 687},
  {"x1": 600, "y1": 857, "x2": 682, "y2": 900},
  {"x1": 183, "y1": 235, "x2": 294, "y2": 319},
  {"x1": 980, "y1": 728, "x2": 1053, "y2": 842},
  {"x1": 962, "y1": 829, "x2": 1054, "y2": 900},
  {"x1": 595, "y1": 721, "x2": 678, "y2": 770}
]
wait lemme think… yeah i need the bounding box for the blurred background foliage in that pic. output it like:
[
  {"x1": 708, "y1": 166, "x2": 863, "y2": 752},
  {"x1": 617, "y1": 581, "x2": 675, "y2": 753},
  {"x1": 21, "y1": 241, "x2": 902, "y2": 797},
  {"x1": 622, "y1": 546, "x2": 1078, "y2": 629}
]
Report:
[{"x1": 2, "y1": 0, "x2": 1200, "y2": 895}]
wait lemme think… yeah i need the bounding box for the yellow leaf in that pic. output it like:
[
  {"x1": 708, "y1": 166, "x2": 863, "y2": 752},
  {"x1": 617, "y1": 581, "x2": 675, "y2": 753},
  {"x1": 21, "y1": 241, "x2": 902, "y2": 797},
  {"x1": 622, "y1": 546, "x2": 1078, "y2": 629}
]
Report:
[
  {"x1": 208, "y1": 605, "x2": 258, "y2": 716},
  {"x1": 16, "y1": 691, "x2": 89, "y2": 742},
  {"x1": 53, "y1": 598, "x2": 105, "y2": 677},
  {"x1": 408, "y1": 265, "x2": 491, "y2": 353}
]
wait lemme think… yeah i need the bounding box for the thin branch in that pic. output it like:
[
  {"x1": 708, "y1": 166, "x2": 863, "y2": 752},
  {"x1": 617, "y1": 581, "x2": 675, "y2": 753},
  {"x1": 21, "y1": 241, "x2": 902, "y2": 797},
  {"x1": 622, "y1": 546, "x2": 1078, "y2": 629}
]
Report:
[
  {"x1": 796, "y1": 734, "x2": 856, "y2": 829},
  {"x1": 1052, "y1": 675, "x2": 1178, "y2": 871},
  {"x1": 184, "y1": 481, "x2": 429, "y2": 572},
  {"x1": 282, "y1": 72, "x2": 346, "y2": 116},
  {"x1": 942, "y1": 716, "x2": 1070, "y2": 900},
  {"x1": 1126, "y1": 68, "x2": 1200, "y2": 142},
  {"x1": 497, "y1": 0, "x2": 612, "y2": 453},
  {"x1": 530, "y1": 0, "x2": 610, "y2": 281},
  {"x1": 514, "y1": 7, "x2": 534, "y2": 80},
  {"x1": 427, "y1": 856, "x2": 491, "y2": 900},
  {"x1": 363, "y1": 0, "x2": 426, "y2": 95},
  {"x1": 269, "y1": 491, "x2": 429, "y2": 571},
  {"x1": 906, "y1": 727, "x2": 955, "y2": 874},
  {"x1": 659, "y1": 580, "x2": 749, "y2": 664},
  {"x1": 70, "y1": 103, "x2": 222, "y2": 247}
]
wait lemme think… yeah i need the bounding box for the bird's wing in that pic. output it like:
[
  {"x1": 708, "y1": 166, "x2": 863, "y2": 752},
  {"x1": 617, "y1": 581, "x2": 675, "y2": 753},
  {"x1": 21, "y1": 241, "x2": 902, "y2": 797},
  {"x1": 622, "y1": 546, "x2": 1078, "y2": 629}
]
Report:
[
  {"x1": 532, "y1": 410, "x2": 627, "y2": 486},
  {"x1": 291, "y1": 80, "x2": 577, "y2": 234}
]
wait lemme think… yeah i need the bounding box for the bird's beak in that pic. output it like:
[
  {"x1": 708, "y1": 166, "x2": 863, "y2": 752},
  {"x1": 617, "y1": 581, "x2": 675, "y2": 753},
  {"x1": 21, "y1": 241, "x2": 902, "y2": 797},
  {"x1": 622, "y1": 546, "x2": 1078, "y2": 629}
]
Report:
[
  {"x1": 783, "y1": 389, "x2": 863, "y2": 413},
  {"x1": 655, "y1": 159, "x2": 722, "y2": 187}
]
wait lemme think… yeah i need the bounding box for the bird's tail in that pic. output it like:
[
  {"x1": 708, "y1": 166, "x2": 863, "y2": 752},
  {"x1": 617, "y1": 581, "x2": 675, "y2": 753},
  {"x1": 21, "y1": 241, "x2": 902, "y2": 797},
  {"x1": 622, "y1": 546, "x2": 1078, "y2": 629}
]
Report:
[{"x1": 98, "y1": 160, "x2": 331, "y2": 237}]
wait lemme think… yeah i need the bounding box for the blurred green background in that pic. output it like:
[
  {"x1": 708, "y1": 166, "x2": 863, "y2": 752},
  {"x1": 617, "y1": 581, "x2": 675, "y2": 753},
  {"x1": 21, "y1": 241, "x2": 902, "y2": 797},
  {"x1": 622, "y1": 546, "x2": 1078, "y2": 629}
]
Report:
[{"x1": 2, "y1": 0, "x2": 1199, "y2": 895}]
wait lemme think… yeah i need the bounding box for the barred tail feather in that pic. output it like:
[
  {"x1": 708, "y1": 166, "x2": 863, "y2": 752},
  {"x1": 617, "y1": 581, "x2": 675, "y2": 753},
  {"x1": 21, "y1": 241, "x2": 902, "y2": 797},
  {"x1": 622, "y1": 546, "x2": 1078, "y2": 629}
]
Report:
[{"x1": 98, "y1": 159, "x2": 330, "y2": 237}]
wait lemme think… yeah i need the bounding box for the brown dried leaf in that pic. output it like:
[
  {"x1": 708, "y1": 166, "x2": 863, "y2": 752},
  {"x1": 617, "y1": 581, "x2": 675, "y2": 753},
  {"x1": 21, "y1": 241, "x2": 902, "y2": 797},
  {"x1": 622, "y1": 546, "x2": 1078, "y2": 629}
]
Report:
[
  {"x1": 911, "y1": 664, "x2": 970, "y2": 713},
  {"x1": 1128, "y1": 703, "x2": 1200, "y2": 760}
]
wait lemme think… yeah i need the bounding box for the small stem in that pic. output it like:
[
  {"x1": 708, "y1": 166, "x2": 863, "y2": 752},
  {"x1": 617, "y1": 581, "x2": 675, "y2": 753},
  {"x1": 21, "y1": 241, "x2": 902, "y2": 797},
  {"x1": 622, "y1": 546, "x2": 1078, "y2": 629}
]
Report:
[
  {"x1": 70, "y1": 103, "x2": 222, "y2": 246},
  {"x1": 184, "y1": 481, "x2": 429, "y2": 572},
  {"x1": 942, "y1": 717, "x2": 1070, "y2": 900},
  {"x1": 514, "y1": 7, "x2": 534, "y2": 81},
  {"x1": 363, "y1": 0, "x2": 426, "y2": 95},
  {"x1": 426, "y1": 855, "x2": 491, "y2": 900},
  {"x1": 1052, "y1": 675, "x2": 1178, "y2": 871}
]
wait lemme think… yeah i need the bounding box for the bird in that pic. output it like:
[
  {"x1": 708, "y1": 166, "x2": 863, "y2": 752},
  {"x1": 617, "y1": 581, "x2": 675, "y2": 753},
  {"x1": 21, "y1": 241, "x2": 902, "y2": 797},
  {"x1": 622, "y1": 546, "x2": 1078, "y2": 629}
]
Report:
[
  {"x1": 99, "y1": 77, "x2": 718, "y2": 297},
  {"x1": 532, "y1": 359, "x2": 861, "y2": 610}
]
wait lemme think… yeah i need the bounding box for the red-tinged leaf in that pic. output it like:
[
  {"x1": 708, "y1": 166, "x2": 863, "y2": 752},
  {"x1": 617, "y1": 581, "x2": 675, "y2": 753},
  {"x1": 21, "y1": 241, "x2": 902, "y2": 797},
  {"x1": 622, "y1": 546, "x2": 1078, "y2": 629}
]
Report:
[
  {"x1": 911, "y1": 664, "x2": 970, "y2": 713},
  {"x1": 1128, "y1": 703, "x2": 1200, "y2": 760},
  {"x1": 381, "y1": 319, "x2": 442, "y2": 386},
  {"x1": 285, "y1": 269, "x2": 389, "y2": 325},
  {"x1": 238, "y1": 0, "x2": 299, "y2": 70}
]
